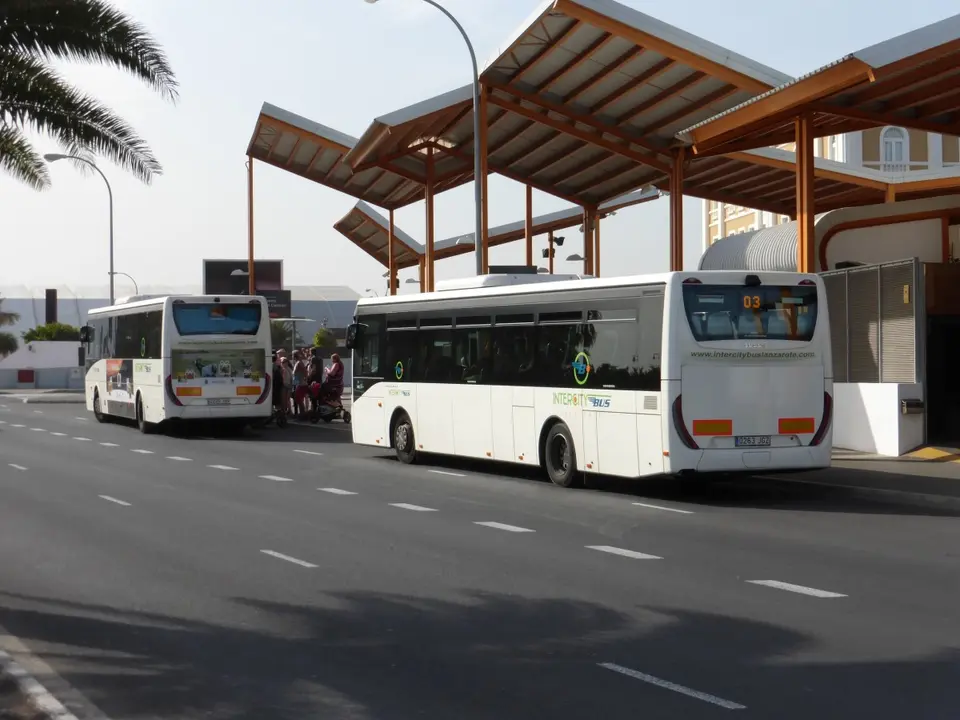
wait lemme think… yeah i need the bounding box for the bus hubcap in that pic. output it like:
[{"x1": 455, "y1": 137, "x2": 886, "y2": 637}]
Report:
[{"x1": 396, "y1": 425, "x2": 409, "y2": 451}]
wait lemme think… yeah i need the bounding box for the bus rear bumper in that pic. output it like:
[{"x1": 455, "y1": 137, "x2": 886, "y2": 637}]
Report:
[
  {"x1": 694, "y1": 445, "x2": 831, "y2": 473},
  {"x1": 164, "y1": 404, "x2": 271, "y2": 422}
]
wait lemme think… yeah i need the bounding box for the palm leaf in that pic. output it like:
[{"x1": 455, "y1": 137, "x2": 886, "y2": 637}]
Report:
[
  {"x1": 0, "y1": 53, "x2": 162, "y2": 183},
  {"x1": 0, "y1": 331, "x2": 18, "y2": 357},
  {"x1": 0, "y1": 123, "x2": 48, "y2": 189},
  {"x1": 0, "y1": 297, "x2": 21, "y2": 328},
  {"x1": 0, "y1": 0, "x2": 178, "y2": 101}
]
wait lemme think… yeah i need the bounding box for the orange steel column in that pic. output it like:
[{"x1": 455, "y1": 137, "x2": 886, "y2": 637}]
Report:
[
  {"x1": 246, "y1": 157, "x2": 256, "y2": 295},
  {"x1": 583, "y1": 208, "x2": 595, "y2": 275},
  {"x1": 388, "y1": 209, "x2": 397, "y2": 296},
  {"x1": 548, "y1": 230, "x2": 555, "y2": 274},
  {"x1": 418, "y1": 257, "x2": 425, "y2": 293},
  {"x1": 425, "y1": 146, "x2": 436, "y2": 292},
  {"x1": 594, "y1": 216, "x2": 601, "y2": 278},
  {"x1": 669, "y1": 148, "x2": 685, "y2": 271},
  {"x1": 795, "y1": 114, "x2": 816, "y2": 273},
  {"x1": 525, "y1": 184, "x2": 533, "y2": 267},
  {"x1": 479, "y1": 85, "x2": 490, "y2": 274}
]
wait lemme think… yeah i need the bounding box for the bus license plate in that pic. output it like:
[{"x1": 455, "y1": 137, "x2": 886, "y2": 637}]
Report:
[
  {"x1": 736, "y1": 435, "x2": 771, "y2": 447},
  {"x1": 207, "y1": 398, "x2": 231, "y2": 406}
]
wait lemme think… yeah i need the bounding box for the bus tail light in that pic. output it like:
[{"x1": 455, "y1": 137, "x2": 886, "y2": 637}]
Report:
[
  {"x1": 810, "y1": 392, "x2": 832, "y2": 446},
  {"x1": 164, "y1": 375, "x2": 183, "y2": 406},
  {"x1": 671, "y1": 395, "x2": 699, "y2": 449},
  {"x1": 255, "y1": 382, "x2": 271, "y2": 405}
]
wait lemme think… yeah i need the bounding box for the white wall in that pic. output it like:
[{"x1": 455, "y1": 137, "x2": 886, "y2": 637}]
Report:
[
  {"x1": 825, "y1": 219, "x2": 942, "y2": 269},
  {"x1": 833, "y1": 382, "x2": 924, "y2": 456}
]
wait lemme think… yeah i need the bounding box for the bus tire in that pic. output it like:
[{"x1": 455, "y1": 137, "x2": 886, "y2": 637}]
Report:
[
  {"x1": 136, "y1": 394, "x2": 154, "y2": 435},
  {"x1": 393, "y1": 412, "x2": 418, "y2": 465},
  {"x1": 544, "y1": 422, "x2": 581, "y2": 488},
  {"x1": 93, "y1": 388, "x2": 109, "y2": 424}
]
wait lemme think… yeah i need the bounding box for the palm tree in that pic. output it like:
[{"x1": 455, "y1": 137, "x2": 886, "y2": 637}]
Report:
[
  {"x1": 0, "y1": 0, "x2": 179, "y2": 190},
  {"x1": 0, "y1": 296, "x2": 20, "y2": 357}
]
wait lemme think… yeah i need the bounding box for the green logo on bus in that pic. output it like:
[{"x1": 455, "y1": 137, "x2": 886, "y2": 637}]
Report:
[
  {"x1": 394, "y1": 361, "x2": 404, "y2": 380},
  {"x1": 139, "y1": 337, "x2": 146, "y2": 358},
  {"x1": 572, "y1": 351, "x2": 591, "y2": 386}
]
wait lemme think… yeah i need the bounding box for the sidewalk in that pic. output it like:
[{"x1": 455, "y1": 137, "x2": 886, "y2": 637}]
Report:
[{"x1": 0, "y1": 389, "x2": 84, "y2": 404}]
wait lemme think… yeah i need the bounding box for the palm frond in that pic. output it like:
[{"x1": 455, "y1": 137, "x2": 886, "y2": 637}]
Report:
[
  {"x1": 0, "y1": 54, "x2": 162, "y2": 183},
  {"x1": 0, "y1": 331, "x2": 18, "y2": 357},
  {"x1": 0, "y1": 0, "x2": 178, "y2": 101},
  {"x1": 0, "y1": 123, "x2": 48, "y2": 189},
  {"x1": 0, "y1": 297, "x2": 22, "y2": 328}
]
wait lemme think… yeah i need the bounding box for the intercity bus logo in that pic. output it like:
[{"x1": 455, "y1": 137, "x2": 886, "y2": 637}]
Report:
[
  {"x1": 394, "y1": 361, "x2": 404, "y2": 380},
  {"x1": 572, "y1": 351, "x2": 592, "y2": 386},
  {"x1": 552, "y1": 391, "x2": 612, "y2": 409}
]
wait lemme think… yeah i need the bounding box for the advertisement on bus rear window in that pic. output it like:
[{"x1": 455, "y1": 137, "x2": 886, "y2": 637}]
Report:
[{"x1": 171, "y1": 349, "x2": 267, "y2": 384}]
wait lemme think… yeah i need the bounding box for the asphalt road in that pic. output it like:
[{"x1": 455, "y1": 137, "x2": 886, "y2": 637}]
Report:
[{"x1": 0, "y1": 401, "x2": 958, "y2": 719}]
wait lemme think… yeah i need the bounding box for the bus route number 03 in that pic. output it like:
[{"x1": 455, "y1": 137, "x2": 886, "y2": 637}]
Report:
[{"x1": 743, "y1": 295, "x2": 761, "y2": 309}]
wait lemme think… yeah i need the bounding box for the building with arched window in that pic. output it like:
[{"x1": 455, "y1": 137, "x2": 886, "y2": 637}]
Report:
[{"x1": 702, "y1": 130, "x2": 960, "y2": 249}]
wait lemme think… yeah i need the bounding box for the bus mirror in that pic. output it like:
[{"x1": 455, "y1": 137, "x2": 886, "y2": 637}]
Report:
[
  {"x1": 78, "y1": 326, "x2": 92, "y2": 344},
  {"x1": 345, "y1": 323, "x2": 360, "y2": 350}
]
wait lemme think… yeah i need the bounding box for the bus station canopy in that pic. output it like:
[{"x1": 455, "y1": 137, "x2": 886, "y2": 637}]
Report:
[
  {"x1": 680, "y1": 13, "x2": 960, "y2": 156},
  {"x1": 342, "y1": 0, "x2": 791, "y2": 207},
  {"x1": 333, "y1": 187, "x2": 661, "y2": 271}
]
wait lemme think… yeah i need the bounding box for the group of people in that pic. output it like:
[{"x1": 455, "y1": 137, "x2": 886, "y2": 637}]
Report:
[{"x1": 272, "y1": 348, "x2": 344, "y2": 420}]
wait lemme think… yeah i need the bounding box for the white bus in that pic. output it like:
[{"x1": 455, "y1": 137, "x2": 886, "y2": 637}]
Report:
[
  {"x1": 81, "y1": 295, "x2": 273, "y2": 433},
  {"x1": 347, "y1": 271, "x2": 832, "y2": 487}
]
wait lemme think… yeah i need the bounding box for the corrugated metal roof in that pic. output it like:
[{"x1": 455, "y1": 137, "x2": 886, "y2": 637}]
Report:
[{"x1": 698, "y1": 223, "x2": 799, "y2": 272}]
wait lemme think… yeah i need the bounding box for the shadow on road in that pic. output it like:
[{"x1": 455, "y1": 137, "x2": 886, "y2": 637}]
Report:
[{"x1": 0, "y1": 589, "x2": 955, "y2": 720}]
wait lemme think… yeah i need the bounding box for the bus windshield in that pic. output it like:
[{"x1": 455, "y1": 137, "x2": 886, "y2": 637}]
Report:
[
  {"x1": 682, "y1": 283, "x2": 818, "y2": 342},
  {"x1": 172, "y1": 302, "x2": 262, "y2": 336}
]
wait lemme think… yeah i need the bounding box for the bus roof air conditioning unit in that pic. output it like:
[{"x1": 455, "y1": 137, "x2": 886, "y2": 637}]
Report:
[{"x1": 435, "y1": 273, "x2": 587, "y2": 292}]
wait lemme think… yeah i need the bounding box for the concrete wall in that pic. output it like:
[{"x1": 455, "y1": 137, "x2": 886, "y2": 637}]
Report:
[
  {"x1": 825, "y1": 219, "x2": 943, "y2": 269},
  {"x1": 0, "y1": 367, "x2": 84, "y2": 391},
  {"x1": 833, "y1": 382, "x2": 924, "y2": 456}
]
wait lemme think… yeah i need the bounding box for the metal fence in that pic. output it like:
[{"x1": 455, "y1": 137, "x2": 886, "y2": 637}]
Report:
[{"x1": 821, "y1": 258, "x2": 924, "y2": 384}]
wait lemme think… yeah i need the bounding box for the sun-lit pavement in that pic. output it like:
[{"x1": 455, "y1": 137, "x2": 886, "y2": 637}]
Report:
[{"x1": 1, "y1": 400, "x2": 958, "y2": 719}]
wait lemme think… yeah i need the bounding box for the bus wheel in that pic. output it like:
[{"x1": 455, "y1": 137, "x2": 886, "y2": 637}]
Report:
[
  {"x1": 136, "y1": 395, "x2": 154, "y2": 435},
  {"x1": 93, "y1": 389, "x2": 109, "y2": 424},
  {"x1": 545, "y1": 423, "x2": 581, "y2": 488},
  {"x1": 393, "y1": 413, "x2": 418, "y2": 465}
]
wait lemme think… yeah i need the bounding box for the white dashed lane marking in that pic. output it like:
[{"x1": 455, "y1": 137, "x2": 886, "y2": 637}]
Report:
[
  {"x1": 29, "y1": 428, "x2": 45, "y2": 432},
  {"x1": 389, "y1": 503, "x2": 438, "y2": 512},
  {"x1": 74, "y1": 417, "x2": 88, "y2": 422},
  {"x1": 131, "y1": 449, "x2": 153, "y2": 455},
  {"x1": 746, "y1": 580, "x2": 846, "y2": 598},
  {"x1": 293, "y1": 449, "x2": 323, "y2": 457},
  {"x1": 428, "y1": 469, "x2": 466, "y2": 477},
  {"x1": 50, "y1": 432, "x2": 67, "y2": 437},
  {"x1": 598, "y1": 663, "x2": 746, "y2": 711},
  {"x1": 260, "y1": 475, "x2": 294, "y2": 482},
  {"x1": 32, "y1": 410, "x2": 43, "y2": 414},
  {"x1": 166, "y1": 456, "x2": 192, "y2": 462},
  {"x1": 100, "y1": 442, "x2": 118, "y2": 447},
  {"x1": 474, "y1": 521, "x2": 535, "y2": 533},
  {"x1": 9, "y1": 464, "x2": 27, "y2": 471},
  {"x1": 98, "y1": 495, "x2": 131, "y2": 507},
  {"x1": 633, "y1": 502, "x2": 694, "y2": 515},
  {"x1": 11, "y1": 424, "x2": 24, "y2": 428},
  {"x1": 208, "y1": 465, "x2": 238, "y2": 471},
  {"x1": 587, "y1": 545, "x2": 662, "y2": 560},
  {"x1": 73, "y1": 437, "x2": 91, "y2": 442},
  {"x1": 260, "y1": 550, "x2": 317, "y2": 568},
  {"x1": 318, "y1": 488, "x2": 357, "y2": 495}
]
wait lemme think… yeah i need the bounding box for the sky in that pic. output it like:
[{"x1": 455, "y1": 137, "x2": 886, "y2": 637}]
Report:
[{"x1": 0, "y1": 0, "x2": 956, "y2": 298}]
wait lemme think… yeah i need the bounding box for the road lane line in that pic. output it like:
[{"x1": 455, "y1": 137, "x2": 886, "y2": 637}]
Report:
[
  {"x1": 73, "y1": 437, "x2": 91, "y2": 442},
  {"x1": 99, "y1": 442, "x2": 118, "y2": 447},
  {"x1": 746, "y1": 580, "x2": 846, "y2": 598},
  {"x1": 474, "y1": 521, "x2": 535, "y2": 533},
  {"x1": 260, "y1": 475, "x2": 294, "y2": 482},
  {"x1": 74, "y1": 417, "x2": 87, "y2": 421},
  {"x1": 293, "y1": 449, "x2": 324, "y2": 456},
  {"x1": 260, "y1": 550, "x2": 317, "y2": 568},
  {"x1": 318, "y1": 488, "x2": 357, "y2": 495},
  {"x1": 30, "y1": 427, "x2": 45, "y2": 432},
  {"x1": 166, "y1": 456, "x2": 192, "y2": 461},
  {"x1": 0, "y1": 649, "x2": 82, "y2": 720},
  {"x1": 586, "y1": 545, "x2": 662, "y2": 560},
  {"x1": 50, "y1": 432, "x2": 67, "y2": 437},
  {"x1": 598, "y1": 663, "x2": 746, "y2": 710},
  {"x1": 208, "y1": 464, "x2": 238, "y2": 471},
  {"x1": 428, "y1": 469, "x2": 466, "y2": 477},
  {"x1": 9, "y1": 464, "x2": 27, "y2": 471},
  {"x1": 98, "y1": 495, "x2": 131, "y2": 507},
  {"x1": 0, "y1": 420, "x2": 6, "y2": 424},
  {"x1": 389, "y1": 503, "x2": 438, "y2": 512},
  {"x1": 11, "y1": 424, "x2": 24, "y2": 428},
  {"x1": 131, "y1": 449, "x2": 154, "y2": 454},
  {"x1": 632, "y1": 502, "x2": 694, "y2": 514},
  {"x1": 32, "y1": 410, "x2": 43, "y2": 414}
]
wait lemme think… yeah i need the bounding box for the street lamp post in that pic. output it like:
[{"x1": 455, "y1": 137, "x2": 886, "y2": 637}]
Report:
[
  {"x1": 364, "y1": 0, "x2": 484, "y2": 276},
  {"x1": 113, "y1": 271, "x2": 139, "y2": 296},
  {"x1": 44, "y1": 154, "x2": 115, "y2": 305}
]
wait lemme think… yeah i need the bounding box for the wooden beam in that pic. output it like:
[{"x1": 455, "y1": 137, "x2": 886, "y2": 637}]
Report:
[
  {"x1": 885, "y1": 185, "x2": 897, "y2": 203},
  {"x1": 563, "y1": 46, "x2": 643, "y2": 104},
  {"x1": 669, "y1": 147, "x2": 685, "y2": 271},
  {"x1": 589, "y1": 58, "x2": 674, "y2": 115},
  {"x1": 637, "y1": 84, "x2": 739, "y2": 135},
  {"x1": 555, "y1": 0, "x2": 773, "y2": 92},
  {"x1": 246, "y1": 157, "x2": 255, "y2": 295},
  {"x1": 795, "y1": 114, "x2": 816, "y2": 273},
  {"x1": 583, "y1": 207, "x2": 594, "y2": 275},
  {"x1": 594, "y1": 215, "x2": 601, "y2": 277},
  {"x1": 848, "y1": 51, "x2": 960, "y2": 104},
  {"x1": 525, "y1": 184, "x2": 534, "y2": 266},
  {"x1": 425, "y1": 146, "x2": 435, "y2": 292},
  {"x1": 479, "y1": 86, "x2": 490, "y2": 274},
  {"x1": 487, "y1": 92, "x2": 670, "y2": 173},
  {"x1": 510, "y1": 19, "x2": 581, "y2": 84},
  {"x1": 724, "y1": 150, "x2": 889, "y2": 190},
  {"x1": 811, "y1": 102, "x2": 955, "y2": 138},
  {"x1": 616, "y1": 72, "x2": 708, "y2": 125},
  {"x1": 540, "y1": 32, "x2": 616, "y2": 93},
  {"x1": 687, "y1": 57, "x2": 876, "y2": 154},
  {"x1": 388, "y1": 209, "x2": 396, "y2": 296}
]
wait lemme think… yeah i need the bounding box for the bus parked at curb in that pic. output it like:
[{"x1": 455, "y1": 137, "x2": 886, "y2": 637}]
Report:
[
  {"x1": 81, "y1": 295, "x2": 273, "y2": 433},
  {"x1": 346, "y1": 271, "x2": 832, "y2": 487}
]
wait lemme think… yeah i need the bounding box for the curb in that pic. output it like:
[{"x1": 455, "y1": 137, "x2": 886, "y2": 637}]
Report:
[
  {"x1": 0, "y1": 650, "x2": 78, "y2": 720},
  {"x1": 19, "y1": 397, "x2": 86, "y2": 405}
]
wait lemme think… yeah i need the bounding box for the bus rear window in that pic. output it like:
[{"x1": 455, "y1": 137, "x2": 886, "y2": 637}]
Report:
[
  {"x1": 172, "y1": 303, "x2": 262, "y2": 336},
  {"x1": 682, "y1": 284, "x2": 818, "y2": 342}
]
